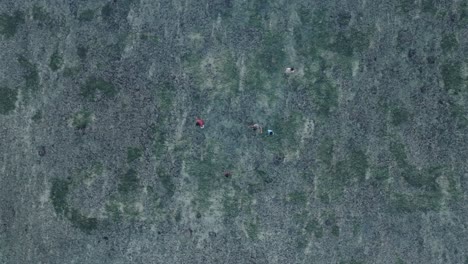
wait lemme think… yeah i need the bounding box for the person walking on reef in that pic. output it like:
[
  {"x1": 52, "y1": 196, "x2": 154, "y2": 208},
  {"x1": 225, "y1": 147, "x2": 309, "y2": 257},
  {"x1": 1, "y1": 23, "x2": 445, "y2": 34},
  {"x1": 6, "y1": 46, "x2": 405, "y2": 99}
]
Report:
[
  {"x1": 195, "y1": 117, "x2": 205, "y2": 128},
  {"x1": 249, "y1": 123, "x2": 262, "y2": 134}
]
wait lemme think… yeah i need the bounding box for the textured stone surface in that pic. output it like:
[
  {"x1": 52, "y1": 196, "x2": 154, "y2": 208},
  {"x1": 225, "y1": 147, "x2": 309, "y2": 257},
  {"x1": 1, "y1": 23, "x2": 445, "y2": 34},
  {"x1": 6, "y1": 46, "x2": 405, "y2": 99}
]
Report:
[{"x1": 1, "y1": 1, "x2": 468, "y2": 263}]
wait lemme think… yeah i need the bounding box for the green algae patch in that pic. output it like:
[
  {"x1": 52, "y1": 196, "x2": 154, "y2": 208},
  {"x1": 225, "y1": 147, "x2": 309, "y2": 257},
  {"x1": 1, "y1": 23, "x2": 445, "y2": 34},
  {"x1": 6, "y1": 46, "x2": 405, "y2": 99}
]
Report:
[
  {"x1": 397, "y1": 0, "x2": 416, "y2": 14},
  {"x1": 422, "y1": 0, "x2": 437, "y2": 14},
  {"x1": 78, "y1": 9, "x2": 95, "y2": 22},
  {"x1": 157, "y1": 168, "x2": 175, "y2": 199},
  {"x1": 17, "y1": 55, "x2": 40, "y2": 91},
  {"x1": 50, "y1": 174, "x2": 101, "y2": 233},
  {"x1": 440, "y1": 33, "x2": 458, "y2": 53},
  {"x1": 118, "y1": 169, "x2": 140, "y2": 195},
  {"x1": 334, "y1": 147, "x2": 369, "y2": 185},
  {"x1": 72, "y1": 110, "x2": 92, "y2": 130},
  {"x1": 69, "y1": 209, "x2": 98, "y2": 233},
  {"x1": 309, "y1": 78, "x2": 338, "y2": 117},
  {"x1": 222, "y1": 193, "x2": 242, "y2": 219},
  {"x1": 305, "y1": 219, "x2": 323, "y2": 238},
  {"x1": 388, "y1": 139, "x2": 445, "y2": 213},
  {"x1": 32, "y1": 110, "x2": 42, "y2": 122},
  {"x1": 441, "y1": 62, "x2": 463, "y2": 94},
  {"x1": 80, "y1": 78, "x2": 117, "y2": 100},
  {"x1": 331, "y1": 225, "x2": 340, "y2": 237},
  {"x1": 0, "y1": 87, "x2": 18, "y2": 115},
  {"x1": 390, "y1": 107, "x2": 410, "y2": 126},
  {"x1": 287, "y1": 191, "x2": 307, "y2": 205},
  {"x1": 49, "y1": 50, "x2": 63, "y2": 71},
  {"x1": 255, "y1": 32, "x2": 286, "y2": 73},
  {"x1": 32, "y1": 5, "x2": 51, "y2": 23},
  {"x1": 391, "y1": 192, "x2": 441, "y2": 213},
  {"x1": 63, "y1": 66, "x2": 80, "y2": 77},
  {"x1": 127, "y1": 147, "x2": 143, "y2": 163},
  {"x1": 51, "y1": 178, "x2": 72, "y2": 216},
  {"x1": 0, "y1": 11, "x2": 24, "y2": 38},
  {"x1": 245, "y1": 219, "x2": 259, "y2": 240},
  {"x1": 77, "y1": 46, "x2": 88, "y2": 60}
]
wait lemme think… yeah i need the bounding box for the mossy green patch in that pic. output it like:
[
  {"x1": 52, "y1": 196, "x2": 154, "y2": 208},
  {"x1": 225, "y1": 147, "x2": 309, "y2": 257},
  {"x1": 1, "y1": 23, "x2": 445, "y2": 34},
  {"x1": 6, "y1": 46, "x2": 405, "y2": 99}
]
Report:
[
  {"x1": 0, "y1": 11, "x2": 24, "y2": 38},
  {"x1": 396, "y1": 257, "x2": 406, "y2": 264},
  {"x1": 243, "y1": 66, "x2": 268, "y2": 92},
  {"x1": 389, "y1": 140, "x2": 408, "y2": 167},
  {"x1": 319, "y1": 192, "x2": 330, "y2": 204},
  {"x1": 32, "y1": 5, "x2": 51, "y2": 22},
  {"x1": 0, "y1": 87, "x2": 18, "y2": 115},
  {"x1": 17, "y1": 55, "x2": 40, "y2": 91},
  {"x1": 287, "y1": 191, "x2": 307, "y2": 205},
  {"x1": 336, "y1": 147, "x2": 369, "y2": 183},
  {"x1": 63, "y1": 66, "x2": 80, "y2": 77},
  {"x1": 391, "y1": 192, "x2": 441, "y2": 213},
  {"x1": 69, "y1": 209, "x2": 98, "y2": 233},
  {"x1": 317, "y1": 138, "x2": 334, "y2": 166},
  {"x1": 219, "y1": 54, "x2": 240, "y2": 95},
  {"x1": 49, "y1": 50, "x2": 63, "y2": 71},
  {"x1": 105, "y1": 201, "x2": 124, "y2": 221},
  {"x1": 118, "y1": 169, "x2": 140, "y2": 195},
  {"x1": 186, "y1": 140, "x2": 231, "y2": 210},
  {"x1": 331, "y1": 225, "x2": 340, "y2": 237},
  {"x1": 390, "y1": 141, "x2": 441, "y2": 191},
  {"x1": 155, "y1": 81, "x2": 175, "y2": 111},
  {"x1": 319, "y1": 145, "x2": 368, "y2": 200},
  {"x1": 441, "y1": 62, "x2": 463, "y2": 94},
  {"x1": 331, "y1": 29, "x2": 370, "y2": 57},
  {"x1": 246, "y1": 0, "x2": 269, "y2": 28},
  {"x1": 174, "y1": 209, "x2": 182, "y2": 223},
  {"x1": 101, "y1": 3, "x2": 113, "y2": 20},
  {"x1": 370, "y1": 166, "x2": 390, "y2": 183},
  {"x1": 441, "y1": 33, "x2": 458, "y2": 53},
  {"x1": 422, "y1": 0, "x2": 437, "y2": 14},
  {"x1": 397, "y1": 0, "x2": 416, "y2": 14},
  {"x1": 208, "y1": 0, "x2": 234, "y2": 19},
  {"x1": 263, "y1": 111, "x2": 304, "y2": 153},
  {"x1": 352, "y1": 221, "x2": 361, "y2": 236},
  {"x1": 460, "y1": 2, "x2": 468, "y2": 22},
  {"x1": 309, "y1": 78, "x2": 338, "y2": 117},
  {"x1": 140, "y1": 33, "x2": 159, "y2": 43},
  {"x1": 305, "y1": 219, "x2": 323, "y2": 238},
  {"x1": 388, "y1": 139, "x2": 444, "y2": 212},
  {"x1": 390, "y1": 107, "x2": 410, "y2": 126},
  {"x1": 255, "y1": 32, "x2": 286, "y2": 73},
  {"x1": 80, "y1": 162, "x2": 103, "y2": 181},
  {"x1": 337, "y1": 12, "x2": 352, "y2": 27},
  {"x1": 78, "y1": 9, "x2": 95, "y2": 22},
  {"x1": 72, "y1": 110, "x2": 92, "y2": 130},
  {"x1": 127, "y1": 147, "x2": 143, "y2": 163},
  {"x1": 295, "y1": 7, "x2": 332, "y2": 57},
  {"x1": 396, "y1": 29, "x2": 412, "y2": 52},
  {"x1": 332, "y1": 32, "x2": 354, "y2": 57},
  {"x1": 77, "y1": 46, "x2": 88, "y2": 60},
  {"x1": 245, "y1": 221, "x2": 258, "y2": 240},
  {"x1": 340, "y1": 260, "x2": 364, "y2": 264},
  {"x1": 50, "y1": 178, "x2": 71, "y2": 216},
  {"x1": 32, "y1": 110, "x2": 42, "y2": 122},
  {"x1": 404, "y1": 166, "x2": 441, "y2": 191},
  {"x1": 51, "y1": 175, "x2": 101, "y2": 232},
  {"x1": 222, "y1": 194, "x2": 241, "y2": 219},
  {"x1": 158, "y1": 169, "x2": 175, "y2": 198},
  {"x1": 449, "y1": 102, "x2": 468, "y2": 128},
  {"x1": 80, "y1": 77, "x2": 117, "y2": 100}
]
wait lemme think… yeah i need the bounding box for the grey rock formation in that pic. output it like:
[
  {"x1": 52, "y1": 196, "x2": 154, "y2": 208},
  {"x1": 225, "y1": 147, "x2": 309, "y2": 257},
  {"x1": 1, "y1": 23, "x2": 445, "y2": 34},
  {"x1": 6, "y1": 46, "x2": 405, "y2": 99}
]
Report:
[{"x1": 1, "y1": 0, "x2": 468, "y2": 263}]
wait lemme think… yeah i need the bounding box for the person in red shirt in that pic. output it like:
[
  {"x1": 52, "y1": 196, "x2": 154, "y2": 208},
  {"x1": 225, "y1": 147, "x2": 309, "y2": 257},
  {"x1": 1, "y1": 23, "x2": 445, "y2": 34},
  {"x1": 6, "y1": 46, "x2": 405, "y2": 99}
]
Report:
[{"x1": 195, "y1": 117, "x2": 205, "y2": 128}]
